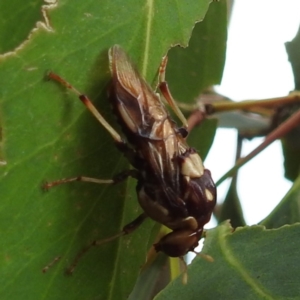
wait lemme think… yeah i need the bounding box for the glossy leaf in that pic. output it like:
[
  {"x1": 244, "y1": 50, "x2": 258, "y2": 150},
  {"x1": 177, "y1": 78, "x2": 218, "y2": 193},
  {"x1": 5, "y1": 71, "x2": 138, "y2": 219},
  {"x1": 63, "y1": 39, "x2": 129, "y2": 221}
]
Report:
[
  {"x1": 166, "y1": 0, "x2": 227, "y2": 103},
  {"x1": 217, "y1": 176, "x2": 246, "y2": 228},
  {"x1": 187, "y1": 118, "x2": 218, "y2": 161},
  {"x1": 156, "y1": 222, "x2": 300, "y2": 299},
  {"x1": 281, "y1": 23, "x2": 300, "y2": 181},
  {"x1": 285, "y1": 23, "x2": 300, "y2": 90},
  {"x1": 281, "y1": 128, "x2": 300, "y2": 182},
  {"x1": 0, "y1": 0, "x2": 44, "y2": 53},
  {"x1": 260, "y1": 174, "x2": 300, "y2": 228},
  {"x1": 276, "y1": 102, "x2": 300, "y2": 182}
]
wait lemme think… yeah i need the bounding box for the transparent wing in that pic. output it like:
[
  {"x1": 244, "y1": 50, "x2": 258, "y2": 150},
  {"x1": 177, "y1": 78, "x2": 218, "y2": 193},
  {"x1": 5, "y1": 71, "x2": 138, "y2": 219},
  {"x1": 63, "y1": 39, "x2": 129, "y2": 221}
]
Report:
[
  {"x1": 109, "y1": 45, "x2": 169, "y2": 136},
  {"x1": 109, "y1": 45, "x2": 188, "y2": 189}
]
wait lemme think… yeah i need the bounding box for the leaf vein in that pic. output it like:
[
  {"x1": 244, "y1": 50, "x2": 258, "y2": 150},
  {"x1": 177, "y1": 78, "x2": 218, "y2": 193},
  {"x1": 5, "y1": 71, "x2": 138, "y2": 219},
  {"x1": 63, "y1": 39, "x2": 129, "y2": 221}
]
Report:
[{"x1": 219, "y1": 229, "x2": 275, "y2": 299}]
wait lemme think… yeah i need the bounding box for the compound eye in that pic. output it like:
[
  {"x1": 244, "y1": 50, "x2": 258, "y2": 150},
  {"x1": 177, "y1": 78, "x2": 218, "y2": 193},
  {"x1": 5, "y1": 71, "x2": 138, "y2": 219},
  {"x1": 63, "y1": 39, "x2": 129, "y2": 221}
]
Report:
[
  {"x1": 177, "y1": 127, "x2": 188, "y2": 138},
  {"x1": 154, "y1": 229, "x2": 202, "y2": 257}
]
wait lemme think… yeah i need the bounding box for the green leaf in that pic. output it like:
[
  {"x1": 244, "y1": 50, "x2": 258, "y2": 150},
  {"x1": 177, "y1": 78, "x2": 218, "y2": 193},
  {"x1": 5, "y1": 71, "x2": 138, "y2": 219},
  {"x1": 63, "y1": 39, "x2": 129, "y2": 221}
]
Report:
[
  {"x1": 155, "y1": 222, "x2": 300, "y2": 299},
  {"x1": 0, "y1": 0, "x2": 222, "y2": 299},
  {"x1": 129, "y1": 252, "x2": 169, "y2": 300},
  {"x1": 166, "y1": 0, "x2": 227, "y2": 103},
  {"x1": 217, "y1": 177, "x2": 246, "y2": 227},
  {"x1": 217, "y1": 110, "x2": 270, "y2": 132},
  {"x1": 0, "y1": 0, "x2": 44, "y2": 53},
  {"x1": 282, "y1": 24, "x2": 300, "y2": 181},
  {"x1": 276, "y1": 102, "x2": 300, "y2": 182},
  {"x1": 187, "y1": 118, "x2": 218, "y2": 160},
  {"x1": 260, "y1": 175, "x2": 300, "y2": 228},
  {"x1": 285, "y1": 24, "x2": 300, "y2": 90},
  {"x1": 281, "y1": 128, "x2": 300, "y2": 182}
]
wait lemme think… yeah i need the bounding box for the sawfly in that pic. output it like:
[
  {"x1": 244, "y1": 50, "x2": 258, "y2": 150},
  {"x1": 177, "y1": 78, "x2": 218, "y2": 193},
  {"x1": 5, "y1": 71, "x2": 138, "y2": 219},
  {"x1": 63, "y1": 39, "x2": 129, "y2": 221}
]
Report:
[{"x1": 45, "y1": 45, "x2": 216, "y2": 272}]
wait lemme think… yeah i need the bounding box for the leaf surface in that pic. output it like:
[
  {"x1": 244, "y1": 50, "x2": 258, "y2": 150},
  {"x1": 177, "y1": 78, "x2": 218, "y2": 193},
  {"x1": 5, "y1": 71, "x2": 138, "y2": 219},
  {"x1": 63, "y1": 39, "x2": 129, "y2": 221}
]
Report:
[
  {"x1": 0, "y1": 0, "x2": 225, "y2": 299},
  {"x1": 156, "y1": 222, "x2": 300, "y2": 299}
]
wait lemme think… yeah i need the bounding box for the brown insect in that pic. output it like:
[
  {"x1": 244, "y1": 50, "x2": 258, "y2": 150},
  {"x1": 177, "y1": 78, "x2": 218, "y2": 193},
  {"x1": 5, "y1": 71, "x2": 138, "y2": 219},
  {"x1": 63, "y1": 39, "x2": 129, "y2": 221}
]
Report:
[{"x1": 46, "y1": 45, "x2": 216, "y2": 272}]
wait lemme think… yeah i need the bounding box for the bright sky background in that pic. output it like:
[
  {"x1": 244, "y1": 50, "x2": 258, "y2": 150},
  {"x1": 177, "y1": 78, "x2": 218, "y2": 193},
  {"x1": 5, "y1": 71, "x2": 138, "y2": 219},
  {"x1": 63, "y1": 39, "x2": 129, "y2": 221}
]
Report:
[{"x1": 205, "y1": 0, "x2": 300, "y2": 225}]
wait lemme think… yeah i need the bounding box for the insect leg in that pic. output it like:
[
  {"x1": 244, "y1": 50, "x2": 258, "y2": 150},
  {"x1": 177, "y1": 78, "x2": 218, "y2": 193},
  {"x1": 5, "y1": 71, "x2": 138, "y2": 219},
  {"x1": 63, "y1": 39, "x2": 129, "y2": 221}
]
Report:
[
  {"x1": 43, "y1": 169, "x2": 139, "y2": 190},
  {"x1": 158, "y1": 56, "x2": 188, "y2": 129},
  {"x1": 67, "y1": 213, "x2": 147, "y2": 274},
  {"x1": 48, "y1": 72, "x2": 123, "y2": 144},
  {"x1": 42, "y1": 256, "x2": 61, "y2": 273}
]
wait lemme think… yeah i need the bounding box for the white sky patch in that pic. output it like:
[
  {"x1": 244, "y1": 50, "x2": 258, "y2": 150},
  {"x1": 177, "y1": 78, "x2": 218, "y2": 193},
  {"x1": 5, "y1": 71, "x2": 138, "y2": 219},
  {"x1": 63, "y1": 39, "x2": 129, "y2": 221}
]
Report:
[{"x1": 206, "y1": 0, "x2": 299, "y2": 225}]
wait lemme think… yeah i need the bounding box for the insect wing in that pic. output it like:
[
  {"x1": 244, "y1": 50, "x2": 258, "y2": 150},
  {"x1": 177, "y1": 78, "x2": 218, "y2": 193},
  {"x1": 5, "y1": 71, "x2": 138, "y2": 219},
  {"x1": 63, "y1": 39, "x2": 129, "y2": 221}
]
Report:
[
  {"x1": 109, "y1": 45, "x2": 169, "y2": 137},
  {"x1": 109, "y1": 45, "x2": 190, "y2": 207}
]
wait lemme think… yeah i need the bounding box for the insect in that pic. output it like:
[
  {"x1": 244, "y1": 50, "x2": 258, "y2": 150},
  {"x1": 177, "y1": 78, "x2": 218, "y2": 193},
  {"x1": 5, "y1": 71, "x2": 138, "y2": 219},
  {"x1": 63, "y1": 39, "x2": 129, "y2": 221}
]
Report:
[{"x1": 46, "y1": 45, "x2": 216, "y2": 271}]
